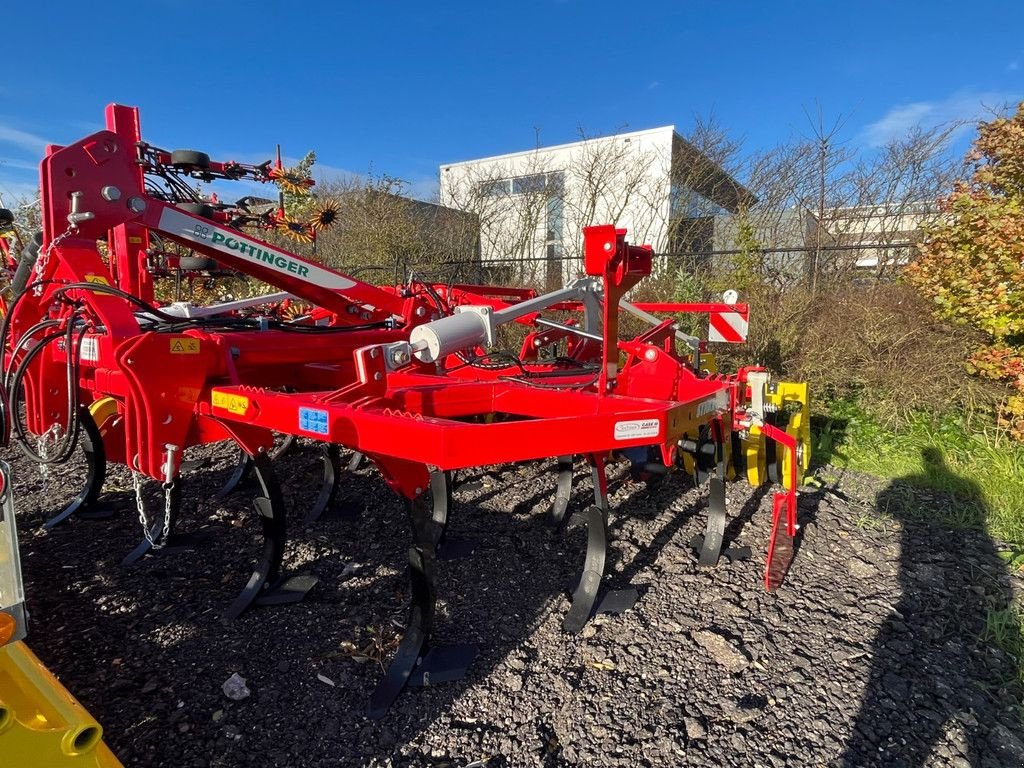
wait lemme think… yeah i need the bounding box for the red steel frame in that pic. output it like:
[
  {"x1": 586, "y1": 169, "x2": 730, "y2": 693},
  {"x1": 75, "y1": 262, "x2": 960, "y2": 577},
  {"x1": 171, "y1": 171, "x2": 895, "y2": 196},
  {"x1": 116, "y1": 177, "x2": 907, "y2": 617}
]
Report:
[{"x1": 6, "y1": 103, "x2": 801, "y2": 608}]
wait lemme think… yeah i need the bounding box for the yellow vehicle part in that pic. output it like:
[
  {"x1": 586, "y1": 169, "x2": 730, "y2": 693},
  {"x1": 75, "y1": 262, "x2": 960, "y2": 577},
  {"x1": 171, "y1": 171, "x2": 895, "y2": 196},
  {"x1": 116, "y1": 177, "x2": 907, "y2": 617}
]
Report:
[
  {"x1": 737, "y1": 381, "x2": 811, "y2": 490},
  {"x1": 87, "y1": 397, "x2": 119, "y2": 430},
  {"x1": 742, "y1": 427, "x2": 767, "y2": 486},
  {"x1": 766, "y1": 381, "x2": 811, "y2": 490},
  {"x1": 0, "y1": 641, "x2": 122, "y2": 767},
  {"x1": 700, "y1": 352, "x2": 717, "y2": 375}
]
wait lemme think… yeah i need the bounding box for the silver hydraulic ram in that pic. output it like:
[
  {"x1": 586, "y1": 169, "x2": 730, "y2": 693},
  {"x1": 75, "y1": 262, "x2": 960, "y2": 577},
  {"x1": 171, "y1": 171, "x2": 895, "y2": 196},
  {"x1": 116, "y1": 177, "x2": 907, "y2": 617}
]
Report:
[
  {"x1": 408, "y1": 279, "x2": 710, "y2": 364},
  {"x1": 409, "y1": 283, "x2": 595, "y2": 363}
]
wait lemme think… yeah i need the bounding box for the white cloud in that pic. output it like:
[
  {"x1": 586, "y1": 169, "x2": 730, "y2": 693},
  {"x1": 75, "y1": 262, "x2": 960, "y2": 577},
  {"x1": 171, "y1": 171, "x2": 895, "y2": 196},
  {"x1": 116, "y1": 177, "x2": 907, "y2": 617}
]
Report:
[
  {"x1": 0, "y1": 178, "x2": 40, "y2": 205},
  {"x1": 0, "y1": 157, "x2": 40, "y2": 171},
  {"x1": 862, "y1": 89, "x2": 1021, "y2": 147},
  {"x1": 1009, "y1": 60, "x2": 1020, "y2": 72},
  {"x1": 0, "y1": 123, "x2": 52, "y2": 154},
  {"x1": 406, "y1": 176, "x2": 439, "y2": 202}
]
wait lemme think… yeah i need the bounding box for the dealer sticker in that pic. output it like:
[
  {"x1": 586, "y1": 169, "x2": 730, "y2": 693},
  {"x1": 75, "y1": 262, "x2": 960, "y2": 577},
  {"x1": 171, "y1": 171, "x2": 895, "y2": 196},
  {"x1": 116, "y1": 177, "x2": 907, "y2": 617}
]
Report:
[{"x1": 614, "y1": 418, "x2": 661, "y2": 441}]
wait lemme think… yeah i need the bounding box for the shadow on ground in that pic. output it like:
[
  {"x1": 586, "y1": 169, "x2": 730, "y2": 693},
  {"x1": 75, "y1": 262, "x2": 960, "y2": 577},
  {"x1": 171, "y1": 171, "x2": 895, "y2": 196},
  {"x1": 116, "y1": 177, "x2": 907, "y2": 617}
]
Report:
[{"x1": 841, "y1": 448, "x2": 1023, "y2": 767}]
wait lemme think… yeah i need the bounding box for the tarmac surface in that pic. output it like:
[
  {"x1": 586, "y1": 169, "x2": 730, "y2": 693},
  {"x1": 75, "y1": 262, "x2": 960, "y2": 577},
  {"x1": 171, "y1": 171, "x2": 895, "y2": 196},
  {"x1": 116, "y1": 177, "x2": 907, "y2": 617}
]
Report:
[{"x1": 9, "y1": 441, "x2": 1024, "y2": 767}]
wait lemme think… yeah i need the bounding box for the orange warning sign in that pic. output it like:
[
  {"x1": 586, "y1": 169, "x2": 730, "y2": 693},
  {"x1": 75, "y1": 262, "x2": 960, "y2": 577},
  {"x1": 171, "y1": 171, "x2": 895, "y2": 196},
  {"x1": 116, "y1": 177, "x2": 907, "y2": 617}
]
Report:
[
  {"x1": 169, "y1": 338, "x2": 200, "y2": 354},
  {"x1": 212, "y1": 391, "x2": 249, "y2": 415}
]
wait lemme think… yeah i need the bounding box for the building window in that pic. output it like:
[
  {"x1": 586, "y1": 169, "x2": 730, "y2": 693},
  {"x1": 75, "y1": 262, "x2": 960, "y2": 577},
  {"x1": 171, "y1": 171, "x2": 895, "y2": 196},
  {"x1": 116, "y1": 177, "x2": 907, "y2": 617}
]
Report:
[
  {"x1": 512, "y1": 173, "x2": 547, "y2": 195},
  {"x1": 546, "y1": 194, "x2": 563, "y2": 246},
  {"x1": 479, "y1": 179, "x2": 510, "y2": 197}
]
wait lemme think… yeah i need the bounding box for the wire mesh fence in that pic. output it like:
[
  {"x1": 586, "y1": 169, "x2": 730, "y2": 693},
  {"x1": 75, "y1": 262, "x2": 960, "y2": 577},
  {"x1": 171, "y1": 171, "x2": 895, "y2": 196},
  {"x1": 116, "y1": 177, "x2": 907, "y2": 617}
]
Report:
[{"x1": 395, "y1": 240, "x2": 919, "y2": 294}]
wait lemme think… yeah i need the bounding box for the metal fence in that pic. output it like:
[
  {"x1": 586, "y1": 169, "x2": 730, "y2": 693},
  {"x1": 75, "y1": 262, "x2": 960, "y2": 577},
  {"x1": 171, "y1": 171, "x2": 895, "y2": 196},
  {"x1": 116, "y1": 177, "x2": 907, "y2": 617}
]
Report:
[{"x1": 396, "y1": 240, "x2": 918, "y2": 292}]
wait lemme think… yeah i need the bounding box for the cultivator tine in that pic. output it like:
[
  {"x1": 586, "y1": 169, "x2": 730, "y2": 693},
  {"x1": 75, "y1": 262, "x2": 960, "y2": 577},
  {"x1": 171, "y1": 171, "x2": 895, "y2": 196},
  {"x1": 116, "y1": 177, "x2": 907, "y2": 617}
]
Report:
[
  {"x1": 591, "y1": 458, "x2": 610, "y2": 511},
  {"x1": 430, "y1": 469, "x2": 451, "y2": 541},
  {"x1": 218, "y1": 435, "x2": 294, "y2": 500},
  {"x1": 765, "y1": 493, "x2": 795, "y2": 590},
  {"x1": 346, "y1": 451, "x2": 365, "y2": 473},
  {"x1": 216, "y1": 449, "x2": 252, "y2": 500},
  {"x1": 368, "y1": 495, "x2": 437, "y2": 719},
  {"x1": 549, "y1": 455, "x2": 574, "y2": 527},
  {"x1": 557, "y1": 454, "x2": 608, "y2": 630},
  {"x1": 563, "y1": 504, "x2": 608, "y2": 634},
  {"x1": 225, "y1": 453, "x2": 317, "y2": 620},
  {"x1": 304, "y1": 444, "x2": 341, "y2": 525},
  {"x1": 121, "y1": 523, "x2": 164, "y2": 566},
  {"x1": 698, "y1": 473, "x2": 727, "y2": 567},
  {"x1": 43, "y1": 408, "x2": 112, "y2": 529},
  {"x1": 429, "y1": 469, "x2": 474, "y2": 559}
]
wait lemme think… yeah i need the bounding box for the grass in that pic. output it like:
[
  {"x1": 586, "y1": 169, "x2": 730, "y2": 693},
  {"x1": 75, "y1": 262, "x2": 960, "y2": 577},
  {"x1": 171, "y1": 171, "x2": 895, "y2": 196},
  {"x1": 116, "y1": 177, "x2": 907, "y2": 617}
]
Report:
[
  {"x1": 984, "y1": 607, "x2": 1024, "y2": 686},
  {"x1": 813, "y1": 400, "x2": 1024, "y2": 544}
]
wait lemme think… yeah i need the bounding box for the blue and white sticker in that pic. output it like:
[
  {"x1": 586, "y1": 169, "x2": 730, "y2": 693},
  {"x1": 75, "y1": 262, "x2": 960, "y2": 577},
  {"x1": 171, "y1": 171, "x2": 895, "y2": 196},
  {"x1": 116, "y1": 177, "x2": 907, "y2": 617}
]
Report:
[{"x1": 299, "y1": 407, "x2": 329, "y2": 435}]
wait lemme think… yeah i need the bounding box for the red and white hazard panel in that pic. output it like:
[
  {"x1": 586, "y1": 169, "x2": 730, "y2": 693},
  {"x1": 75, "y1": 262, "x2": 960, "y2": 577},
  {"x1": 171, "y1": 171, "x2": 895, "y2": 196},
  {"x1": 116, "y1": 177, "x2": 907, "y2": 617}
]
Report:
[{"x1": 708, "y1": 307, "x2": 749, "y2": 343}]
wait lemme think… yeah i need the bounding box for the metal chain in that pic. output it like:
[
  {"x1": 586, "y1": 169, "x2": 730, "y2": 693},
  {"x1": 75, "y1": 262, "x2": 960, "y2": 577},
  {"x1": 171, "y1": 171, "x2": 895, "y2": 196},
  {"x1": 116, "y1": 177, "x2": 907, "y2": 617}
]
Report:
[
  {"x1": 131, "y1": 471, "x2": 171, "y2": 550},
  {"x1": 32, "y1": 227, "x2": 76, "y2": 296},
  {"x1": 35, "y1": 423, "x2": 61, "y2": 492},
  {"x1": 131, "y1": 469, "x2": 157, "y2": 547},
  {"x1": 132, "y1": 446, "x2": 178, "y2": 550},
  {"x1": 161, "y1": 480, "x2": 174, "y2": 548}
]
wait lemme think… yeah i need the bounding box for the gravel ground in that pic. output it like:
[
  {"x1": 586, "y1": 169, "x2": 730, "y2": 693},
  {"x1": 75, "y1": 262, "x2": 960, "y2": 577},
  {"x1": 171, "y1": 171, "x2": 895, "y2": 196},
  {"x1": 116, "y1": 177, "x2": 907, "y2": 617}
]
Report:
[{"x1": 8, "y1": 441, "x2": 1024, "y2": 767}]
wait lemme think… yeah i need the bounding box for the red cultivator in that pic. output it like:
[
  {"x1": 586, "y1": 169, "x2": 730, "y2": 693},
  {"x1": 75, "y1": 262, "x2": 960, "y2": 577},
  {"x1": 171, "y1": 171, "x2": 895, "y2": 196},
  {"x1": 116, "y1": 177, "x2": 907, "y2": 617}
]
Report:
[{"x1": 1, "y1": 105, "x2": 811, "y2": 717}]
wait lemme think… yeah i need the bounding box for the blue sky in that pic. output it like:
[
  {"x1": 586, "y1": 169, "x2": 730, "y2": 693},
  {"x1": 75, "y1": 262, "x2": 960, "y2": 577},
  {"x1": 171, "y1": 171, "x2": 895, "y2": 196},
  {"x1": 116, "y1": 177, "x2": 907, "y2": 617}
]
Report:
[{"x1": 1, "y1": 0, "x2": 1022, "y2": 204}]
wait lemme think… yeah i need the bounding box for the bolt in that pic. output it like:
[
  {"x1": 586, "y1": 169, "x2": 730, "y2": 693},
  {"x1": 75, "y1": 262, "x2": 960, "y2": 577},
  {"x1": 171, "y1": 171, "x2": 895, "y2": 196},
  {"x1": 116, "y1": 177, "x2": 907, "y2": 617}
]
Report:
[
  {"x1": 644, "y1": 349, "x2": 657, "y2": 362},
  {"x1": 126, "y1": 196, "x2": 146, "y2": 213},
  {"x1": 415, "y1": 307, "x2": 426, "y2": 317},
  {"x1": 101, "y1": 186, "x2": 121, "y2": 201},
  {"x1": 603, "y1": 241, "x2": 613, "y2": 252},
  {"x1": 370, "y1": 348, "x2": 379, "y2": 359},
  {"x1": 374, "y1": 372, "x2": 383, "y2": 381},
  {"x1": 415, "y1": 487, "x2": 423, "y2": 495},
  {"x1": 126, "y1": 358, "x2": 134, "y2": 365}
]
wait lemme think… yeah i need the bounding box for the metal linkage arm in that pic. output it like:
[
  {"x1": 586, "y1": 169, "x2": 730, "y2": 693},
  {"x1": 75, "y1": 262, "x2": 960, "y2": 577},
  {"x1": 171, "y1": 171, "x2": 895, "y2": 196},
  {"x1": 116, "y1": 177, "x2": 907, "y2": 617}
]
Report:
[
  {"x1": 409, "y1": 282, "x2": 598, "y2": 363},
  {"x1": 37, "y1": 113, "x2": 421, "y2": 325},
  {"x1": 141, "y1": 201, "x2": 409, "y2": 322},
  {"x1": 619, "y1": 299, "x2": 700, "y2": 352}
]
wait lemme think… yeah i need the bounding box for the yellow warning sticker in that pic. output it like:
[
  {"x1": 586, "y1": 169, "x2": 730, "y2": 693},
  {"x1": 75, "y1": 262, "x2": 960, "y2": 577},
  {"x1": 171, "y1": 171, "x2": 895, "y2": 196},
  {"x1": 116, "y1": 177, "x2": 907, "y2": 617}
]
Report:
[
  {"x1": 212, "y1": 391, "x2": 249, "y2": 415},
  {"x1": 128, "y1": 236, "x2": 144, "y2": 244},
  {"x1": 84, "y1": 274, "x2": 110, "y2": 285},
  {"x1": 170, "y1": 338, "x2": 201, "y2": 354}
]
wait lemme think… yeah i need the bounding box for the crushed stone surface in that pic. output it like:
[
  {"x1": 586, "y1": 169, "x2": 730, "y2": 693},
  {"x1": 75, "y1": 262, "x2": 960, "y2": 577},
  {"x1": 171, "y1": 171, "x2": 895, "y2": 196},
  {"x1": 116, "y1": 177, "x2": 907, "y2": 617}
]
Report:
[{"x1": 7, "y1": 442, "x2": 1024, "y2": 767}]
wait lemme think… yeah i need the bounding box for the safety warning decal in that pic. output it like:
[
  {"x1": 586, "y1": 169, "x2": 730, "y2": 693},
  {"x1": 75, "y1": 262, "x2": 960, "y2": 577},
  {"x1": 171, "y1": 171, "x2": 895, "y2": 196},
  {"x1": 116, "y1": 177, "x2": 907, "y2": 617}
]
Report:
[
  {"x1": 170, "y1": 337, "x2": 201, "y2": 354},
  {"x1": 212, "y1": 391, "x2": 249, "y2": 415}
]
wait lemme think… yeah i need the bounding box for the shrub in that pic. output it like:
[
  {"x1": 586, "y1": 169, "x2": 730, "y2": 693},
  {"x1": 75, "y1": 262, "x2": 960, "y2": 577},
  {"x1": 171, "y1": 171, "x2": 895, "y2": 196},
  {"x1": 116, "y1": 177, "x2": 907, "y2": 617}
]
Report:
[
  {"x1": 791, "y1": 283, "x2": 997, "y2": 426},
  {"x1": 907, "y1": 102, "x2": 1024, "y2": 437}
]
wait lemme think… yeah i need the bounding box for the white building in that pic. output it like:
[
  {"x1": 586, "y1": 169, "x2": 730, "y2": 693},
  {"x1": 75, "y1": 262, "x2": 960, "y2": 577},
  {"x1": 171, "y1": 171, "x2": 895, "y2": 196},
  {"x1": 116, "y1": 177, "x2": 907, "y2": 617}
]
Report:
[
  {"x1": 711, "y1": 201, "x2": 940, "y2": 285},
  {"x1": 439, "y1": 126, "x2": 752, "y2": 286}
]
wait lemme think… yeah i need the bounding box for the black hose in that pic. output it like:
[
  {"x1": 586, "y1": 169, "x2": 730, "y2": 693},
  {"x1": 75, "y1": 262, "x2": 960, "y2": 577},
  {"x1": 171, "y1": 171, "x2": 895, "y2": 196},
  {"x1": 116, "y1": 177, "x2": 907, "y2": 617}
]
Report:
[
  {"x1": 11, "y1": 232, "x2": 42, "y2": 297},
  {"x1": 2, "y1": 318, "x2": 63, "y2": 392},
  {"x1": 7, "y1": 322, "x2": 84, "y2": 464}
]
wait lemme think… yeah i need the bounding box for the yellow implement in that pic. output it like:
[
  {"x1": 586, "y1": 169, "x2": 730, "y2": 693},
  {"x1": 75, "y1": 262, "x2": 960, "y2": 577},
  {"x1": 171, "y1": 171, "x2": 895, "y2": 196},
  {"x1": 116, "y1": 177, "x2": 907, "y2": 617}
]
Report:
[{"x1": 0, "y1": 641, "x2": 121, "y2": 767}]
